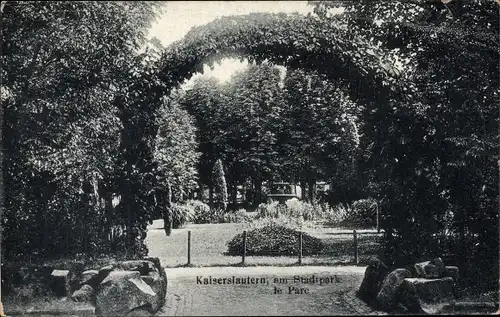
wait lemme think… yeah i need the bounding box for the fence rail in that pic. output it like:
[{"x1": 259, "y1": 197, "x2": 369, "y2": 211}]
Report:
[{"x1": 182, "y1": 229, "x2": 383, "y2": 267}]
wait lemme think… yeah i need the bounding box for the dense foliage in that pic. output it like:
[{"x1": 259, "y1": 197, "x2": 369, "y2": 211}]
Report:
[
  {"x1": 154, "y1": 95, "x2": 200, "y2": 210},
  {"x1": 181, "y1": 64, "x2": 360, "y2": 207},
  {"x1": 310, "y1": 0, "x2": 499, "y2": 292},
  {"x1": 2, "y1": 1, "x2": 164, "y2": 258}
]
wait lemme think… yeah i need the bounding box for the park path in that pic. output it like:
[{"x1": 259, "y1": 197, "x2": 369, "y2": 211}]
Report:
[
  {"x1": 145, "y1": 221, "x2": 378, "y2": 316},
  {"x1": 158, "y1": 266, "x2": 375, "y2": 316}
]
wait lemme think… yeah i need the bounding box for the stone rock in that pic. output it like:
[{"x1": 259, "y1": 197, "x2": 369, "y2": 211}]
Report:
[
  {"x1": 397, "y1": 277, "x2": 455, "y2": 314},
  {"x1": 80, "y1": 270, "x2": 99, "y2": 286},
  {"x1": 376, "y1": 268, "x2": 412, "y2": 311},
  {"x1": 126, "y1": 306, "x2": 154, "y2": 316},
  {"x1": 85, "y1": 265, "x2": 113, "y2": 290},
  {"x1": 442, "y1": 266, "x2": 459, "y2": 281},
  {"x1": 19, "y1": 266, "x2": 32, "y2": 280},
  {"x1": 144, "y1": 257, "x2": 162, "y2": 272},
  {"x1": 50, "y1": 269, "x2": 71, "y2": 297},
  {"x1": 95, "y1": 270, "x2": 157, "y2": 317},
  {"x1": 144, "y1": 257, "x2": 168, "y2": 308},
  {"x1": 115, "y1": 260, "x2": 157, "y2": 275},
  {"x1": 99, "y1": 265, "x2": 114, "y2": 276},
  {"x1": 414, "y1": 261, "x2": 430, "y2": 277},
  {"x1": 414, "y1": 258, "x2": 445, "y2": 279},
  {"x1": 71, "y1": 284, "x2": 95, "y2": 303},
  {"x1": 141, "y1": 272, "x2": 164, "y2": 312},
  {"x1": 40, "y1": 265, "x2": 55, "y2": 279},
  {"x1": 430, "y1": 257, "x2": 444, "y2": 271},
  {"x1": 357, "y1": 258, "x2": 390, "y2": 305},
  {"x1": 438, "y1": 301, "x2": 497, "y2": 314}
]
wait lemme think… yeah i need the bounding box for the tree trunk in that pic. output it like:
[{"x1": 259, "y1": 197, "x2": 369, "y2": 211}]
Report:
[
  {"x1": 308, "y1": 179, "x2": 316, "y2": 204},
  {"x1": 300, "y1": 180, "x2": 307, "y2": 201},
  {"x1": 42, "y1": 184, "x2": 49, "y2": 254},
  {"x1": 242, "y1": 183, "x2": 248, "y2": 206},
  {"x1": 197, "y1": 185, "x2": 204, "y2": 202},
  {"x1": 178, "y1": 186, "x2": 183, "y2": 203},
  {"x1": 231, "y1": 182, "x2": 237, "y2": 210},
  {"x1": 458, "y1": 214, "x2": 466, "y2": 269},
  {"x1": 209, "y1": 184, "x2": 214, "y2": 210},
  {"x1": 254, "y1": 178, "x2": 262, "y2": 206},
  {"x1": 164, "y1": 182, "x2": 173, "y2": 236},
  {"x1": 105, "y1": 194, "x2": 113, "y2": 245},
  {"x1": 126, "y1": 200, "x2": 133, "y2": 248}
]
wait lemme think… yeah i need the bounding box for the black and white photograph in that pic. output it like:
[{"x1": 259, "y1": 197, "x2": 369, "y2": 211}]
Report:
[{"x1": 1, "y1": 0, "x2": 499, "y2": 316}]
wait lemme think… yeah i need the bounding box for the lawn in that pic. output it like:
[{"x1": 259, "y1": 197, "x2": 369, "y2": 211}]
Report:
[{"x1": 145, "y1": 220, "x2": 383, "y2": 268}]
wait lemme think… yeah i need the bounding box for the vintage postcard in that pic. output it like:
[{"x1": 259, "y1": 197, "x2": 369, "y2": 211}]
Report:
[{"x1": 1, "y1": 0, "x2": 498, "y2": 316}]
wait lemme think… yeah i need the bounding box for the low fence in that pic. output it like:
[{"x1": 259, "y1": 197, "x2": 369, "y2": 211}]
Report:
[{"x1": 182, "y1": 229, "x2": 384, "y2": 266}]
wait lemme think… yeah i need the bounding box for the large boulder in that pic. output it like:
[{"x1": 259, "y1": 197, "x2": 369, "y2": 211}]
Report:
[
  {"x1": 49, "y1": 269, "x2": 71, "y2": 297},
  {"x1": 145, "y1": 257, "x2": 168, "y2": 304},
  {"x1": 442, "y1": 266, "x2": 459, "y2": 282},
  {"x1": 141, "y1": 271, "x2": 164, "y2": 312},
  {"x1": 79, "y1": 270, "x2": 99, "y2": 286},
  {"x1": 85, "y1": 265, "x2": 113, "y2": 290},
  {"x1": 126, "y1": 307, "x2": 154, "y2": 316},
  {"x1": 114, "y1": 258, "x2": 167, "y2": 311},
  {"x1": 414, "y1": 257, "x2": 445, "y2": 279},
  {"x1": 98, "y1": 265, "x2": 114, "y2": 277},
  {"x1": 95, "y1": 270, "x2": 157, "y2": 317},
  {"x1": 438, "y1": 301, "x2": 497, "y2": 314},
  {"x1": 115, "y1": 260, "x2": 157, "y2": 275},
  {"x1": 397, "y1": 277, "x2": 455, "y2": 314},
  {"x1": 376, "y1": 268, "x2": 412, "y2": 311},
  {"x1": 71, "y1": 284, "x2": 95, "y2": 303},
  {"x1": 357, "y1": 258, "x2": 389, "y2": 304}
]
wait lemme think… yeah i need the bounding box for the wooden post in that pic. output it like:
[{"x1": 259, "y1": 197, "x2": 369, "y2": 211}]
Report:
[
  {"x1": 187, "y1": 231, "x2": 191, "y2": 266},
  {"x1": 298, "y1": 231, "x2": 303, "y2": 265},
  {"x1": 353, "y1": 230, "x2": 358, "y2": 265},
  {"x1": 242, "y1": 230, "x2": 247, "y2": 265}
]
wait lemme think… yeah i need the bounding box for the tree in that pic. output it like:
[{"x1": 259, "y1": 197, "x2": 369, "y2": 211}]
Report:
[
  {"x1": 309, "y1": 0, "x2": 499, "y2": 292},
  {"x1": 180, "y1": 76, "x2": 226, "y2": 208},
  {"x1": 212, "y1": 159, "x2": 228, "y2": 212},
  {"x1": 1, "y1": 1, "x2": 163, "y2": 258},
  {"x1": 222, "y1": 64, "x2": 286, "y2": 206},
  {"x1": 281, "y1": 68, "x2": 360, "y2": 204},
  {"x1": 154, "y1": 94, "x2": 200, "y2": 222}
]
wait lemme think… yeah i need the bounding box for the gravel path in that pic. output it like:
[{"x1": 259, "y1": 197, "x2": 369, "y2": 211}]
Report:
[{"x1": 158, "y1": 266, "x2": 374, "y2": 316}]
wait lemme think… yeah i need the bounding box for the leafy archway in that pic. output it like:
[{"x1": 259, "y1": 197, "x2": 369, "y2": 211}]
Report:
[
  {"x1": 117, "y1": 12, "x2": 404, "y2": 251},
  {"x1": 155, "y1": 12, "x2": 400, "y2": 101}
]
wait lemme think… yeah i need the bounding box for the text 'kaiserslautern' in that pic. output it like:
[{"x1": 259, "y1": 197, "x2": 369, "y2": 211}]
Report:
[{"x1": 197, "y1": 276, "x2": 269, "y2": 285}]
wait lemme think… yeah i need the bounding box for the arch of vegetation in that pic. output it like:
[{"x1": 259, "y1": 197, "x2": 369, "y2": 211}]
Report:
[
  {"x1": 114, "y1": 8, "x2": 498, "y2": 286},
  {"x1": 154, "y1": 12, "x2": 399, "y2": 102},
  {"x1": 117, "y1": 12, "x2": 405, "y2": 251}
]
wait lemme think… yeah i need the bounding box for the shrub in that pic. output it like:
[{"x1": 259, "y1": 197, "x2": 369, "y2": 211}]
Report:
[
  {"x1": 171, "y1": 203, "x2": 195, "y2": 229},
  {"x1": 285, "y1": 199, "x2": 326, "y2": 221},
  {"x1": 325, "y1": 203, "x2": 350, "y2": 224},
  {"x1": 327, "y1": 198, "x2": 378, "y2": 228},
  {"x1": 187, "y1": 199, "x2": 222, "y2": 224},
  {"x1": 347, "y1": 198, "x2": 377, "y2": 227},
  {"x1": 219, "y1": 209, "x2": 253, "y2": 223},
  {"x1": 256, "y1": 201, "x2": 280, "y2": 218},
  {"x1": 226, "y1": 224, "x2": 324, "y2": 256},
  {"x1": 255, "y1": 199, "x2": 327, "y2": 222}
]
